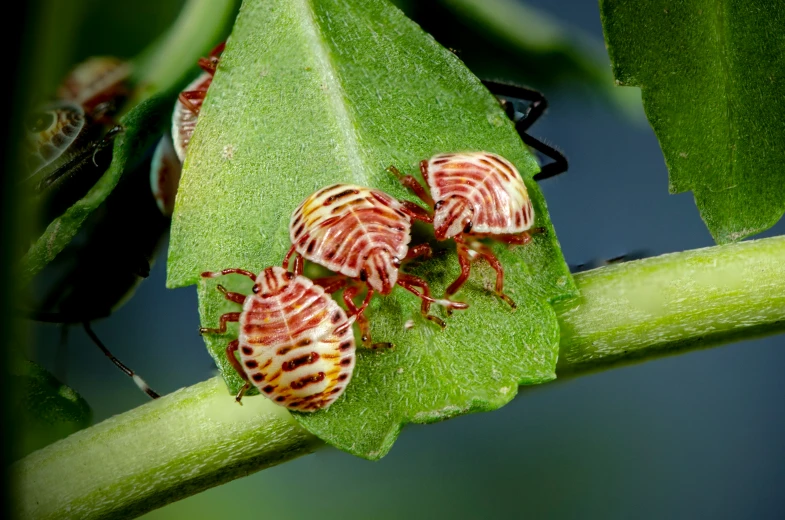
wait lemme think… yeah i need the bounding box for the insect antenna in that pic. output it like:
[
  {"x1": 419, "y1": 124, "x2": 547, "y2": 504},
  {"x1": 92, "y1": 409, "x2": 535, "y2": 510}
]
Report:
[{"x1": 82, "y1": 322, "x2": 160, "y2": 399}]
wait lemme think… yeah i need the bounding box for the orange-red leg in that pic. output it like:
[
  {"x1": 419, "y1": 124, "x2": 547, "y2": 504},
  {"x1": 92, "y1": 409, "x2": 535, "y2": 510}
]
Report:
[
  {"x1": 474, "y1": 243, "x2": 516, "y2": 309},
  {"x1": 202, "y1": 268, "x2": 257, "y2": 282},
  {"x1": 397, "y1": 273, "x2": 468, "y2": 328},
  {"x1": 312, "y1": 275, "x2": 350, "y2": 294},
  {"x1": 445, "y1": 242, "x2": 473, "y2": 298},
  {"x1": 342, "y1": 286, "x2": 391, "y2": 349},
  {"x1": 388, "y1": 164, "x2": 435, "y2": 207},
  {"x1": 215, "y1": 284, "x2": 247, "y2": 304},
  {"x1": 405, "y1": 243, "x2": 433, "y2": 261},
  {"x1": 225, "y1": 339, "x2": 251, "y2": 404},
  {"x1": 178, "y1": 90, "x2": 206, "y2": 115},
  {"x1": 282, "y1": 245, "x2": 303, "y2": 275},
  {"x1": 199, "y1": 312, "x2": 240, "y2": 334},
  {"x1": 399, "y1": 200, "x2": 433, "y2": 224}
]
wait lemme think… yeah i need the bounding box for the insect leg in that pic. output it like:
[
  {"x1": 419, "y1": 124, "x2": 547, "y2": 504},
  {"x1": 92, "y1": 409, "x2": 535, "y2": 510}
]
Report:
[
  {"x1": 445, "y1": 241, "x2": 473, "y2": 298},
  {"x1": 201, "y1": 268, "x2": 257, "y2": 282},
  {"x1": 405, "y1": 243, "x2": 433, "y2": 261},
  {"x1": 482, "y1": 80, "x2": 568, "y2": 182},
  {"x1": 199, "y1": 312, "x2": 241, "y2": 335},
  {"x1": 473, "y1": 244, "x2": 517, "y2": 309},
  {"x1": 398, "y1": 274, "x2": 469, "y2": 327},
  {"x1": 179, "y1": 90, "x2": 207, "y2": 115},
  {"x1": 387, "y1": 164, "x2": 435, "y2": 206},
  {"x1": 399, "y1": 200, "x2": 433, "y2": 224},
  {"x1": 312, "y1": 276, "x2": 350, "y2": 294},
  {"x1": 342, "y1": 286, "x2": 387, "y2": 348},
  {"x1": 83, "y1": 322, "x2": 160, "y2": 399},
  {"x1": 225, "y1": 339, "x2": 251, "y2": 404},
  {"x1": 282, "y1": 244, "x2": 298, "y2": 270},
  {"x1": 216, "y1": 285, "x2": 247, "y2": 304}
]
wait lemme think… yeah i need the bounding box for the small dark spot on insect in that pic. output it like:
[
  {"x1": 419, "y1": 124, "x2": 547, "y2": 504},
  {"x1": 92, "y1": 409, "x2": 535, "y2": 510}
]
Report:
[
  {"x1": 290, "y1": 401, "x2": 302, "y2": 407},
  {"x1": 338, "y1": 373, "x2": 348, "y2": 381},
  {"x1": 295, "y1": 223, "x2": 305, "y2": 237},
  {"x1": 331, "y1": 311, "x2": 342, "y2": 323},
  {"x1": 245, "y1": 360, "x2": 258, "y2": 368},
  {"x1": 276, "y1": 396, "x2": 285, "y2": 402},
  {"x1": 463, "y1": 221, "x2": 473, "y2": 234},
  {"x1": 306, "y1": 240, "x2": 316, "y2": 254},
  {"x1": 339, "y1": 341, "x2": 351, "y2": 350},
  {"x1": 391, "y1": 257, "x2": 401, "y2": 268},
  {"x1": 252, "y1": 373, "x2": 264, "y2": 382},
  {"x1": 359, "y1": 269, "x2": 367, "y2": 282},
  {"x1": 298, "y1": 338, "x2": 312, "y2": 346},
  {"x1": 262, "y1": 385, "x2": 274, "y2": 393},
  {"x1": 340, "y1": 357, "x2": 352, "y2": 366},
  {"x1": 330, "y1": 387, "x2": 343, "y2": 394},
  {"x1": 290, "y1": 372, "x2": 325, "y2": 389},
  {"x1": 326, "y1": 250, "x2": 336, "y2": 260},
  {"x1": 434, "y1": 200, "x2": 444, "y2": 210},
  {"x1": 241, "y1": 346, "x2": 253, "y2": 355}
]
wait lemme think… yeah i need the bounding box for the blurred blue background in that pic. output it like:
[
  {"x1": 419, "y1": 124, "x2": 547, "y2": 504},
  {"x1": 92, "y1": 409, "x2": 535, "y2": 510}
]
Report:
[{"x1": 26, "y1": 0, "x2": 785, "y2": 518}]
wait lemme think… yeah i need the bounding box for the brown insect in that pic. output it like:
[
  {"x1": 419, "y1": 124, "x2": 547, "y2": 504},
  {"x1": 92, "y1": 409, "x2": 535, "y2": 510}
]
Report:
[
  {"x1": 284, "y1": 184, "x2": 468, "y2": 347},
  {"x1": 199, "y1": 266, "x2": 358, "y2": 411},
  {"x1": 390, "y1": 152, "x2": 543, "y2": 308}
]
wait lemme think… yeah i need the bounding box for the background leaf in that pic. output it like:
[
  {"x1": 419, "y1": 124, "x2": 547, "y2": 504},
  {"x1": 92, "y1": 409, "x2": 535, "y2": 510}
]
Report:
[
  {"x1": 9, "y1": 358, "x2": 92, "y2": 461},
  {"x1": 392, "y1": 0, "x2": 643, "y2": 120},
  {"x1": 168, "y1": 0, "x2": 576, "y2": 460},
  {"x1": 600, "y1": 0, "x2": 785, "y2": 243}
]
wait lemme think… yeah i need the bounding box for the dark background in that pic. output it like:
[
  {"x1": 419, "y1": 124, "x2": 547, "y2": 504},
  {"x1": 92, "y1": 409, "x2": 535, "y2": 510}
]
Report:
[{"x1": 23, "y1": 0, "x2": 785, "y2": 518}]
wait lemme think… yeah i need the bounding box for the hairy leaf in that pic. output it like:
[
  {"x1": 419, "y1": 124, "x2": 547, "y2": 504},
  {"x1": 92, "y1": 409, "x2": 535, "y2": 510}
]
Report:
[
  {"x1": 600, "y1": 0, "x2": 785, "y2": 243},
  {"x1": 10, "y1": 358, "x2": 92, "y2": 461},
  {"x1": 19, "y1": 0, "x2": 239, "y2": 284},
  {"x1": 169, "y1": 0, "x2": 576, "y2": 460}
]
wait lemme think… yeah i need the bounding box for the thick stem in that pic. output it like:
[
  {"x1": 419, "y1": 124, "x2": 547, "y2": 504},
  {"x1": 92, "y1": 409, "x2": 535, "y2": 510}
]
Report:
[{"x1": 12, "y1": 236, "x2": 785, "y2": 519}]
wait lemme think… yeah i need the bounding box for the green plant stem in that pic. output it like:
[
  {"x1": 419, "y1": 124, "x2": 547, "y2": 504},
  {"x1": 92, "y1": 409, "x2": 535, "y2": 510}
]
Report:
[{"x1": 13, "y1": 236, "x2": 785, "y2": 520}]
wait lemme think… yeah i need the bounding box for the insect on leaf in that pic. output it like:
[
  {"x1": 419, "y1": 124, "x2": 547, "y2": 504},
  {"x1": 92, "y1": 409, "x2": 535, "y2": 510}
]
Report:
[
  {"x1": 600, "y1": 0, "x2": 785, "y2": 243},
  {"x1": 18, "y1": 0, "x2": 239, "y2": 284},
  {"x1": 168, "y1": 0, "x2": 576, "y2": 460}
]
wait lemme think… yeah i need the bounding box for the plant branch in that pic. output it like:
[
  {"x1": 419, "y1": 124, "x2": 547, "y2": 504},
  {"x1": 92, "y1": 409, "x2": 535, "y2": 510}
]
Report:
[{"x1": 13, "y1": 236, "x2": 785, "y2": 520}]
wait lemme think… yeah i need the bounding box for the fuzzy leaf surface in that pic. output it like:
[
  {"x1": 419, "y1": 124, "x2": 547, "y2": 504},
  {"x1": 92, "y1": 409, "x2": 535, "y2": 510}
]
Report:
[
  {"x1": 600, "y1": 0, "x2": 785, "y2": 243},
  {"x1": 168, "y1": 0, "x2": 576, "y2": 460}
]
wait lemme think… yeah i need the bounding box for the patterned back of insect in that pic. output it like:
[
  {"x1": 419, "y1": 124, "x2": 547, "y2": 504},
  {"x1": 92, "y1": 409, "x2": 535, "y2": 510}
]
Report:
[
  {"x1": 290, "y1": 184, "x2": 411, "y2": 294},
  {"x1": 24, "y1": 102, "x2": 86, "y2": 182},
  {"x1": 150, "y1": 136, "x2": 182, "y2": 217},
  {"x1": 239, "y1": 266, "x2": 356, "y2": 411},
  {"x1": 56, "y1": 57, "x2": 131, "y2": 115},
  {"x1": 426, "y1": 152, "x2": 534, "y2": 239},
  {"x1": 172, "y1": 72, "x2": 212, "y2": 162}
]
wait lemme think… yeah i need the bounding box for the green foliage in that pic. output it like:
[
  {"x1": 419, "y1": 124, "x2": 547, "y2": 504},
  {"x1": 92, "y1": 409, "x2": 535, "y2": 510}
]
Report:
[
  {"x1": 600, "y1": 0, "x2": 785, "y2": 243},
  {"x1": 168, "y1": 0, "x2": 575, "y2": 460},
  {"x1": 18, "y1": 0, "x2": 239, "y2": 284},
  {"x1": 10, "y1": 358, "x2": 92, "y2": 461}
]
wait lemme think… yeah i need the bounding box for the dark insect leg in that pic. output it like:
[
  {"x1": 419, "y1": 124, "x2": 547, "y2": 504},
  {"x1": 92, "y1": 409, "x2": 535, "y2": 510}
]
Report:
[
  {"x1": 216, "y1": 285, "x2": 247, "y2": 305},
  {"x1": 341, "y1": 286, "x2": 376, "y2": 348},
  {"x1": 91, "y1": 125, "x2": 124, "y2": 167},
  {"x1": 282, "y1": 244, "x2": 298, "y2": 271},
  {"x1": 388, "y1": 164, "x2": 435, "y2": 206},
  {"x1": 473, "y1": 243, "x2": 516, "y2": 309},
  {"x1": 201, "y1": 268, "x2": 257, "y2": 282},
  {"x1": 482, "y1": 80, "x2": 568, "y2": 182},
  {"x1": 83, "y1": 322, "x2": 160, "y2": 399},
  {"x1": 225, "y1": 339, "x2": 251, "y2": 404},
  {"x1": 199, "y1": 312, "x2": 241, "y2": 335},
  {"x1": 405, "y1": 243, "x2": 433, "y2": 261}
]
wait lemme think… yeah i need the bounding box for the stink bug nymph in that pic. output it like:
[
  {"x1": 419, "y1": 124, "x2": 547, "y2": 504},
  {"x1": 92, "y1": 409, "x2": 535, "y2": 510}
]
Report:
[
  {"x1": 199, "y1": 266, "x2": 356, "y2": 411},
  {"x1": 285, "y1": 184, "x2": 468, "y2": 347},
  {"x1": 390, "y1": 152, "x2": 542, "y2": 308}
]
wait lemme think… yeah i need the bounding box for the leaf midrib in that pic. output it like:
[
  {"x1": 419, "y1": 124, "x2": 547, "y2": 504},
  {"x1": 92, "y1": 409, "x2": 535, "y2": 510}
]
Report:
[{"x1": 299, "y1": 0, "x2": 365, "y2": 183}]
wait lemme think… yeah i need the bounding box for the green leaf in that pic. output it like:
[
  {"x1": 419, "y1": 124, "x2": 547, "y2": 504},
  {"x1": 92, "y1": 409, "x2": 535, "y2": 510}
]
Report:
[
  {"x1": 18, "y1": 0, "x2": 239, "y2": 285},
  {"x1": 600, "y1": 0, "x2": 785, "y2": 243},
  {"x1": 10, "y1": 358, "x2": 92, "y2": 461},
  {"x1": 168, "y1": 0, "x2": 576, "y2": 460}
]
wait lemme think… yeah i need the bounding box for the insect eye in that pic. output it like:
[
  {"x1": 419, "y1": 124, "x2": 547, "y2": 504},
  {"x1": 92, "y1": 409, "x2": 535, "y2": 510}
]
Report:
[
  {"x1": 285, "y1": 272, "x2": 295, "y2": 280},
  {"x1": 391, "y1": 257, "x2": 401, "y2": 268},
  {"x1": 463, "y1": 221, "x2": 473, "y2": 233},
  {"x1": 252, "y1": 285, "x2": 260, "y2": 294},
  {"x1": 26, "y1": 110, "x2": 56, "y2": 133},
  {"x1": 359, "y1": 269, "x2": 367, "y2": 282},
  {"x1": 434, "y1": 200, "x2": 444, "y2": 210}
]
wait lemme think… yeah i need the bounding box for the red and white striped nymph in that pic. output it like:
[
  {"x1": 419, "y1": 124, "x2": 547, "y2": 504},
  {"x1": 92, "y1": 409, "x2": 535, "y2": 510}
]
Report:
[
  {"x1": 199, "y1": 266, "x2": 356, "y2": 412},
  {"x1": 390, "y1": 152, "x2": 541, "y2": 308},
  {"x1": 284, "y1": 184, "x2": 468, "y2": 347}
]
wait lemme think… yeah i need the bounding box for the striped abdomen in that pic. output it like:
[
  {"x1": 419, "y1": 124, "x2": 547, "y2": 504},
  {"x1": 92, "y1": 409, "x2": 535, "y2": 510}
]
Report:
[
  {"x1": 238, "y1": 269, "x2": 355, "y2": 412},
  {"x1": 290, "y1": 184, "x2": 411, "y2": 294},
  {"x1": 426, "y1": 152, "x2": 534, "y2": 237},
  {"x1": 172, "y1": 72, "x2": 212, "y2": 162}
]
